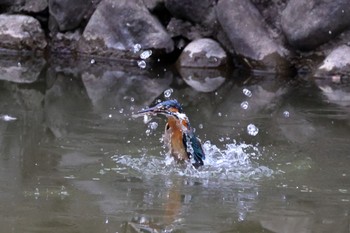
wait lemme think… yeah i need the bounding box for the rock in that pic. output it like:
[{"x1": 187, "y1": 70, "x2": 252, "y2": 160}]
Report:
[
  {"x1": 0, "y1": 55, "x2": 46, "y2": 83},
  {"x1": 179, "y1": 68, "x2": 226, "y2": 92},
  {"x1": 216, "y1": 0, "x2": 288, "y2": 64},
  {"x1": 143, "y1": 0, "x2": 164, "y2": 11},
  {"x1": 49, "y1": 0, "x2": 100, "y2": 32},
  {"x1": 177, "y1": 38, "x2": 227, "y2": 68},
  {"x1": 0, "y1": 14, "x2": 47, "y2": 51},
  {"x1": 177, "y1": 38, "x2": 227, "y2": 92},
  {"x1": 281, "y1": 0, "x2": 350, "y2": 50},
  {"x1": 0, "y1": 0, "x2": 47, "y2": 13},
  {"x1": 315, "y1": 45, "x2": 350, "y2": 77},
  {"x1": 51, "y1": 30, "x2": 82, "y2": 54},
  {"x1": 164, "y1": 0, "x2": 216, "y2": 27},
  {"x1": 166, "y1": 18, "x2": 212, "y2": 40},
  {"x1": 79, "y1": 0, "x2": 173, "y2": 58}
]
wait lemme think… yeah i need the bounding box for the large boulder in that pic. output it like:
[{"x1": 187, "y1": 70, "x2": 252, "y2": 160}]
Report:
[
  {"x1": 216, "y1": 0, "x2": 288, "y2": 64},
  {"x1": 315, "y1": 45, "x2": 350, "y2": 77},
  {"x1": 0, "y1": 0, "x2": 47, "y2": 13},
  {"x1": 177, "y1": 38, "x2": 227, "y2": 92},
  {"x1": 0, "y1": 55, "x2": 46, "y2": 83},
  {"x1": 49, "y1": 0, "x2": 100, "y2": 32},
  {"x1": 79, "y1": 0, "x2": 173, "y2": 58},
  {"x1": 164, "y1": 0, "x2": 216, "y2": 27},
  {"x1": 0, "y1": 14, "x2": 47, "y2": 51},
  {"x1": 177, "y1": 38, "x2": 227, "y2": 68},
  {"x1": 281, "y1": 0, "x2": 350, "y2": 50}
]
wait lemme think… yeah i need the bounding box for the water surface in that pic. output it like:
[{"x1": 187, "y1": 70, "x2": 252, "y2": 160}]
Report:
[{"x1": 0, "y1": 56, "x2": 350, "y2": 232}]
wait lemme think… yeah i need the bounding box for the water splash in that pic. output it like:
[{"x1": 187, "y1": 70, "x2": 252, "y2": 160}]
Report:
[{"x1": 111, "y1": 141, "x2": 272, "y2": 181}]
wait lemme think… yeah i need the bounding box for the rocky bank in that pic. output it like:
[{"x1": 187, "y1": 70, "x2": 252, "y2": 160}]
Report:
[{"x1": 0, "y1": 0, "x2": 350, "y2": 78}]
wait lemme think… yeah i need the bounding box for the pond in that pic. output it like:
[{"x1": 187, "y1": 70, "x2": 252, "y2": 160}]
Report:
[{"x1": 0, "y1": 56, "x2": 349, "y2": 233}]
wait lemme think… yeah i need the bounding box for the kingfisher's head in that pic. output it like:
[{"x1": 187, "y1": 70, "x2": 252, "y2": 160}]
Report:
[{"x1": 135, "y1": 99, "x2": 184, "y2": 118}]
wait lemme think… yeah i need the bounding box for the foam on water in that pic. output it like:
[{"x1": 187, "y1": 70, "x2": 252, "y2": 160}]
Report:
[{"x1": 111, "y1": 141, "x2": 273, "y2": 181}]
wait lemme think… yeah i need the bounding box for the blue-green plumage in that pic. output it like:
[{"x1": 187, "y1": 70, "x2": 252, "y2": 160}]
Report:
[{"x1": 135, "y1": 99, "x2": 205, "y2": 168}]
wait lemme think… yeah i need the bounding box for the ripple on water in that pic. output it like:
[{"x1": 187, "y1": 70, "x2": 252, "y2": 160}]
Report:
[{"x1": 111, "y1": 141, "x2": 273, "y2": 181}]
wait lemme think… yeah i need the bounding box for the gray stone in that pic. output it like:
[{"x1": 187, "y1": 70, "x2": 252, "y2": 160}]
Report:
[
  {"x1": 143, "y1": 0, "x2": 163, "y2": 11},
  {"x1": 49, "y1": 0, "x2": 100, "y2": 32},
  {"x1": 167, "y1": 18, "x2": 213, "y2": 40},
  {"x1": 164, "y1": 0, "x2": 216, "y2": 27},
  {"x1": 0, "y1": 14, "x2": 47, "y2": 51},
  {"x1": 178, "y1": 38, "x2": 226, "y2": 68},
  {"x1": 79, "y1": 0, "x2": 173, "y2": 58},
  {"x1": 0, "y1": 55, "x2": 46, "y2": 83},
  {"x1": 281, "y1": 0, "x2": 350, "y2": 50},
  {"x1": 0, "y1": 0, "x2": 47, "y2": 13},
  {"x1": 316, "y1": 45, "x2": 350, "y2": 77},
  {"x1": 216, "y1": 0, "x2": 288, "y2": 62},
  {"x1": 179, "y1": 68, "x2": 226, "y2": 92}
]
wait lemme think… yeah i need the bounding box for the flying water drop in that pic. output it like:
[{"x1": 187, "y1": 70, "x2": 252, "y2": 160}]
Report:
[
  {"x1": 133, "y1": 43, "x2": 141, "y2": 53},
  {"x1": 143, "y1": 114, "x2": 152, "y2": 124},
  {"x1": 247, "y1": 124, "x2": 259, "y2": 136},
  {"x1": 148, "y1": 122, "x2": 158, "y2": 130},
  {"x1": 243, "y1": 88, "x2": 252, "y2": 97},
  {"x1": 137, "y1": 60, "x2": 146, "y2": 69},
  {"x1": 140, "y1": 50, "x2": 152, "y2": 59},
  {"x1": 240, "y1": 101, "x2": 249, "y2": 110},
  {"x1": 164, "y1": 88, "x2": 173, "y2": 98},
  {"x1": 283, "y1": 111, "x2": 290, "y2": 118},
  {"x1": 0, "y1": 114, "x2": 17, "y2": 121}
]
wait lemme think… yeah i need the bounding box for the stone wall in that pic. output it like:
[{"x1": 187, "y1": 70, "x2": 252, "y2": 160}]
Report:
[{"x1": 0, "y1": 0, "x2": 350, "y2": 77}]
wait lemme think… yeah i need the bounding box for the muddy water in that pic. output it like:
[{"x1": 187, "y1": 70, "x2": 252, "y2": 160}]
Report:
[{"x1": 0, "y1": 57, "x2": 349, "y2": 233}]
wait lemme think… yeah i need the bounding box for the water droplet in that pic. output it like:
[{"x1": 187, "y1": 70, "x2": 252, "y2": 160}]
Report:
[
  {"x1": 119, "y1": 108, "x2": 124, "y2": 114},
  {"x1": 243, "y1": 88, "x2": 252, "y2": 97},
  {"x1": 145, "y1": 129, "x2": 151, "y2": 136},
  {"x1": 137, "y1": 60, "x2": 146, "y2": 69},
  {"x1": 108, "y1": 114, "x2": 112, "y2": 118},
  {"x1": 283, "y1": 111, "x2": 290, "y2": 118},
  {"x1": 148, "y1": 122, "x2": 158, "y2": 130},
  {"x1": 247, "y1": 124, "x2": 259, "y2": 136},
  {"x1": 0, "y1": 114, "x2": 17, "y2": 121},
  {"x1": 133, "y1": 43, "x2": 141, "y2": 53},
  {"x1": 164, "y1": 88, "x2": 173, "y2": 98},
  {"x1": 240, "y1": 101, "x2": 249, "y2": 110},
  {"x1": 130, "y1": 97, "x2": 135, "y2": 102},
  {"x1": 219, "y1": 137, "x2": 224, "y2": 142},
  {"x1": 198, "y1": 124, "x2": 203, "y2": 129},
  {"x1": 143, "y1": 114, "x2": 152, "y2": 124},
  {"x1": 17, "y1": 62, "x2": 21, "y2": 67},
  {"x1": 90, "y1": 59, "x2": 95, "y2": 64},
  {"x1": 140, "y1": 50, "x2": 152, "y2": 59},
  {"x1": 218, "y1": 112, "x2": 222, "y2": 117}
]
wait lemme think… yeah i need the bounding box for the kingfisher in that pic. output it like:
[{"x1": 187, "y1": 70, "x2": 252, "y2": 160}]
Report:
[{"x1": 134, "y1": 99, "x2": 205, "y2": 168}]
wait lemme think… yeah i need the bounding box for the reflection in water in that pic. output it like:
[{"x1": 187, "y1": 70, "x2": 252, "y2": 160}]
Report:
[{"x1": 0, "y1": 58, "x2": 350, "y2": 232}]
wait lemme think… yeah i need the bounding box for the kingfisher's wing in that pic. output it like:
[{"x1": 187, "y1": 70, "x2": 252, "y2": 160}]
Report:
[{"x1": 183, "y1": 131, "x2": 205, "y2": 168}]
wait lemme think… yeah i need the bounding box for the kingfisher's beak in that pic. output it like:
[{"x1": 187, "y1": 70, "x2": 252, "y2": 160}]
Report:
[{"x1": 132, "y1": 105, "x2": 170, "y2": 118}]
